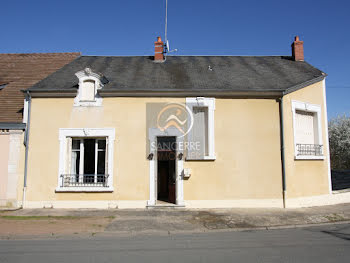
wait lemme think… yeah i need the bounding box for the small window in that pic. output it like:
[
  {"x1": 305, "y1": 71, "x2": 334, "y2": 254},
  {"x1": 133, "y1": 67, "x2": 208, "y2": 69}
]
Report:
[
  {"x1": 186, "y1": 97, "x2": 215, "y2": 160},
  {"x1": 80, "y1": 80, "x2": 96, "y2": 101},
  {"x1": 192, "y1": 107, "x2": 209, "y2": 157},
  {"x1": 292, "y1": 101, "x2": 324, "y2": 159},
  {"x1": 74, "y1": 68, "x2": 105, "y2": 106}
]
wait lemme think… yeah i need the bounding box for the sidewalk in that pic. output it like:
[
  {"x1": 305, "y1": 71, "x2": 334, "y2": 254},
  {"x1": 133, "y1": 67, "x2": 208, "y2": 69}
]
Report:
[{"x1": 1, "y1": 203, "x2": 350, "y2": 239}]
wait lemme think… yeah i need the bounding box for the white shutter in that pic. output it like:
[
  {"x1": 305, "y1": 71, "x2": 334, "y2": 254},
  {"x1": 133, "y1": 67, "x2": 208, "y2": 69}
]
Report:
[
  {"x1": 191, "y1": 107, "x2": 209, "y2": 158},
  {"x1": 295, "y1": 110, "x2": 315, "y2": 144},
  {"x1": 81, "y1": 80, "x2": 95, "y2": 101}
]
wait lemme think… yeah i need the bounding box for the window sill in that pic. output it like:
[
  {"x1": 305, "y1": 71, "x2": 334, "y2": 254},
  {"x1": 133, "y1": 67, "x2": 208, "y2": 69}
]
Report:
[
  {"x1": 295, "y1": 156, "x2": 325, "y2": 160},
  {"x1": 186, "y1": 155, "x2": 216, "y2": 161},
  {"x1": 73, "y1": 104, "x2": 102, "y2": 107},
  {"x1": 55, "y1": 187, "x2": 114, "y2": 193}
]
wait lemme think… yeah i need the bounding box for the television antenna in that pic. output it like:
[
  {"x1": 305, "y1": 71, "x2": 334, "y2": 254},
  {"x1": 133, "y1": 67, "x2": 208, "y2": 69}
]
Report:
[{"x1": 164, "y1": 0, "x2": 177, "y2": 55}]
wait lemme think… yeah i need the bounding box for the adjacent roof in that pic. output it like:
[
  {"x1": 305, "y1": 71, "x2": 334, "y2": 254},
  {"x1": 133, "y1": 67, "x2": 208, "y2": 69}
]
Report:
[
  {"x1": 29, "y1": 56, "x2": 325, "y2": 96},
  {"x1": 0, "y1": 53, "x2": 80, "y2": 123}
]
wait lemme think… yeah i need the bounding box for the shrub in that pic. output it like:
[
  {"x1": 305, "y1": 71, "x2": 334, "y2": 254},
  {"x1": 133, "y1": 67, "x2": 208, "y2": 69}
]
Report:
[{"x1": 329, "y1": 114, "x2": 350, "y2": 169}]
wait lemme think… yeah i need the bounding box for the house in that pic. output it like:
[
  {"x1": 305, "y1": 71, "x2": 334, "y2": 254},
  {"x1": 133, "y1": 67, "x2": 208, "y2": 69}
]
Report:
[
  {"x1": 0, "y1": 53, "x2": 80, "y2": 207},
  {"x1": 21, "y1": 37, "x2": 333, "y2": 209}
]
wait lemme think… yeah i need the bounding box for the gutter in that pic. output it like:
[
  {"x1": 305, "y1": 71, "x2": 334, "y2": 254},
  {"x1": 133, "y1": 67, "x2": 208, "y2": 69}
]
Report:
[
  {"x1": 279, "y1": 94, "x2": 287, "y2": 208},
  {"x1": 0, "y1": 123, "x2": 26, "y2": 130},
  {"x1": 27, "y1": 89, "x2": 284, "y2": 99},
  {"x1": 22, "y1": 91, "x2": 32, "y2": 208}
]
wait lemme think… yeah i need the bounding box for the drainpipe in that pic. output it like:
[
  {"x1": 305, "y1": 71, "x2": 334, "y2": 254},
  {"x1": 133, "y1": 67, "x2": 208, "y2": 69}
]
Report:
[
  {"x1": 279, "y1": 94, "x2": 287, "y2": 208},
  {"x1": 22, "y1": 91, "x2": 32, "y2": 208}
]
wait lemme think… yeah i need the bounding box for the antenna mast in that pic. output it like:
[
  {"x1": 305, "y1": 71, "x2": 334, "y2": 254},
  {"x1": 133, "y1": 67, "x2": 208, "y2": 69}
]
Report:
[
  {"x1": 164, "y1": 0, "x2": 177, "y2": 55},
  {"x1": 165, "y1": 0, "x2": 168, "y2": 50}
]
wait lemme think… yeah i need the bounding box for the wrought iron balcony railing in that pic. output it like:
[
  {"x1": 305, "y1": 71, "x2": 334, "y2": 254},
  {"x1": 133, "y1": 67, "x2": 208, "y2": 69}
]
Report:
[
  {"x1": 59, "y1": 174, "x2": 109, "y2": 187},
  {"x1": 296, "y1": 144, "x2": 323, "y2": 156}
]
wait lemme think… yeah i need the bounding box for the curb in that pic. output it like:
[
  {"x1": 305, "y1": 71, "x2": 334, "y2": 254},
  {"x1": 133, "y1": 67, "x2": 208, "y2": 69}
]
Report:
[{"x1": 102, "y1": 219, "x2": 350, "y2": 236}]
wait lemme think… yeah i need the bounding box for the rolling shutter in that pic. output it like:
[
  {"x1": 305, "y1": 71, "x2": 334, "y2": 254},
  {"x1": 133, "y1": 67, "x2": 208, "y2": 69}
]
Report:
[{"x1": 295, "y1": 110, "x2": 315, "y2": 144}]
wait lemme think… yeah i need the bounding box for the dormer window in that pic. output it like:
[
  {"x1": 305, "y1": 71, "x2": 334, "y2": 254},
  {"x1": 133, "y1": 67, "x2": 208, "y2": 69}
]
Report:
[{"x1": 74, "y1": 68, "x2": 107, "y2": 106}]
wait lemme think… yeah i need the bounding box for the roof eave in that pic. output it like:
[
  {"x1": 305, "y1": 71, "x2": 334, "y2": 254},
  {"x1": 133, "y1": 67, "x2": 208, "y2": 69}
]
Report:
[
  {"x1": 0, "y1": 122, "x2": 26, "y2": 130},
  {"x1": 283, "y1": 74, "x2": 327, "y2": 95},
  {"x1": 24, "y1": 75, "x2": 327, "y2": 98},
  {"x1": 23, "y1": 89, "x2": 77, "y2": 98}
]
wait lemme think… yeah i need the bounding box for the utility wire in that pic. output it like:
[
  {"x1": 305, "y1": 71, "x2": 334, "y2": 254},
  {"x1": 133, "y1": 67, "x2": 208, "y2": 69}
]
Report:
[{"x1": 327, "y1": 87, "x2": 350, "y2": 89}]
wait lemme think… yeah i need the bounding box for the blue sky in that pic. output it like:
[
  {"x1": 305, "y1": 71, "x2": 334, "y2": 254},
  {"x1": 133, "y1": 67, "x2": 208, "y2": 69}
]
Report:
[{"x1": 1, "y1": 0, "x2": 349, "y2": 118}]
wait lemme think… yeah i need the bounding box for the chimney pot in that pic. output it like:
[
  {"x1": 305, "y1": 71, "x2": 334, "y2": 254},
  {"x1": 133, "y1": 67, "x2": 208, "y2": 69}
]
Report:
[
  {"x1": 154, "y1": 36, "x2": 164, "y2": 61},
  {"x1": 291, "y1": 36, "x2": 304, "y2": 61}
]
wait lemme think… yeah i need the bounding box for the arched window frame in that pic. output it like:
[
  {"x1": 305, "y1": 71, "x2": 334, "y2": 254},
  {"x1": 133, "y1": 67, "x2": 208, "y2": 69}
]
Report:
[{"x1": 74, "y1": 68, "x2": 104, "y2": 106}]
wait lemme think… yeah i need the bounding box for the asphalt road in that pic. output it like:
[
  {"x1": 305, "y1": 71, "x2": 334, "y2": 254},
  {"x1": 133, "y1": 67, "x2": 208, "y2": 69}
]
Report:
[{"x1": 0, "y1": 224, "x2": 349, "y2": 263}]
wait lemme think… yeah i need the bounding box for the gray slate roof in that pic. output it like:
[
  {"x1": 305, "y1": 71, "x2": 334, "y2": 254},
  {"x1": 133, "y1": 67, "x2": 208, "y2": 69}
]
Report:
[{"x1": 29, "y1": 56, "x2": 325, "y2": 94}]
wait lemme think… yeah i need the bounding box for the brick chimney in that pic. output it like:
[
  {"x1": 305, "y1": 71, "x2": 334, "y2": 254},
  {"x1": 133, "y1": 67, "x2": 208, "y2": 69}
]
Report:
[
  {"x1": 154, "y1": 36, "x2": 164, "y2": 61},
  {"x1": 291, "y1": 36, "x2": 304, "y2": 61}
]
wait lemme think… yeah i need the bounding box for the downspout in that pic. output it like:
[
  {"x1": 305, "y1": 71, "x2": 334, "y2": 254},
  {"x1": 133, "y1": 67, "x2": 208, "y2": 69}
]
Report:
[
  {"x1": 22, "y1": 91, "x2": 32, "y2": 208},
  {"x1": 279, "y1": 94, "x2": 287, "y2": 208}
]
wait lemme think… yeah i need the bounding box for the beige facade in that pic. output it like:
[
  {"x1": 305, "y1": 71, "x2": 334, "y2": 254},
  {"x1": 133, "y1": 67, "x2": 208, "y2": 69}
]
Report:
[
  {"x1": 283, "y1": 80, "x2": 330, "y2": 199},
  {"x1": 22, "y1": 80, "x2": 332, "y2": 208},
  {"x1": 0, "y1": 131, "x2": 25, "y2": 207},
  {"x1": 0, "y1": 133, "x2": 10, "y2": 206}
]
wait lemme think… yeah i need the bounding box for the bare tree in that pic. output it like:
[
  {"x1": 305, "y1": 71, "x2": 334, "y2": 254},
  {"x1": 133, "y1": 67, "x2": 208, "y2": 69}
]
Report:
[{"x1": 329, "y1": 114, "x2": 350, "y2": 169}]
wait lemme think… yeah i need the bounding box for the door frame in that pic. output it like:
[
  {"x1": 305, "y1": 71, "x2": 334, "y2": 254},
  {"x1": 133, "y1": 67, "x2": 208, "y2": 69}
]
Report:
[{"x1": 148, "y1": 128, "x2": 184, "y2": 206}]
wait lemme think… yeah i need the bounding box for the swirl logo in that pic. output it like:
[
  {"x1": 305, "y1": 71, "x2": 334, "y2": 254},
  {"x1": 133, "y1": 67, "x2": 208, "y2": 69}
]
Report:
[{"x1": 157, "y1": 103, "x2": 193, "y2": 137}]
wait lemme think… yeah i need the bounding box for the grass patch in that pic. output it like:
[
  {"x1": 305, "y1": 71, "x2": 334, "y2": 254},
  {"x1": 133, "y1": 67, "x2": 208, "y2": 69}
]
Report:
[
  {"x1": 91, "y1": 224, "x2": 103, "y2": 227},
  {"x1": 105, "y1": 216, "x2": 115, "y2": 219},
  {"x1": 0, "y1": 215, "x2": 83, "y2": 220},
  {"x1": 324, "y1": 213, "x2": 345, "y2": 222}
]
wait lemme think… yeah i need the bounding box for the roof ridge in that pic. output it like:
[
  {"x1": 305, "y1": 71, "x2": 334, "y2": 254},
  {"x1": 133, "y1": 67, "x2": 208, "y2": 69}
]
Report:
[{"x1": 0, "y1": 52, "x2": 81, "y2": 56}]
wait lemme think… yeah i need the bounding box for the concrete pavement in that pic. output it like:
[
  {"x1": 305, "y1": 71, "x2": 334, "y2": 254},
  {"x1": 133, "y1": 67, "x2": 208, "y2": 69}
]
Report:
[{"x1": 1, "y1": 203, "x2": 350, "y2": 239}]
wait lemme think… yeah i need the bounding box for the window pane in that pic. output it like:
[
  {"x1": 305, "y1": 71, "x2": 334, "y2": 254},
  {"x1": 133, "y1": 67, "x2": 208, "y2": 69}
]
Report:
[
  {"x1": 84, "y1": 139, "x2": 95, "y2": 174},
  {"x1": 71, "y1": 151, "x2": 80, "y2": 175},
  {"x1": 97, "y1": 150, "x2": 106, "y2": 174},
  {"x1": 72, "y1": 139, "x2": 80, "y2": 150},
  {"x1": 98, "y1": 139, "x2": 106, "y2": 150}
]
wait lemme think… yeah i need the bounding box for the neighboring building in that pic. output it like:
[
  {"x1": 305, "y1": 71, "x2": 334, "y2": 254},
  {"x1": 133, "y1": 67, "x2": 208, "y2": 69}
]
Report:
[
  {"x1": 22, "y1": 37, "x2": 333, "y2": 209},
  {"x1": 0, "y1": 53, "x2": 80, "y2": 207}
]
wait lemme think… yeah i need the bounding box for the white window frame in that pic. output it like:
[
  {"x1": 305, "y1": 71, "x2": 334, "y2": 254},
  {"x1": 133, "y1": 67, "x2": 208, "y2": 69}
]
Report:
[
  {"x1": 74, "y1": 68, "x2": 103, "y2": 107},
  {"x1": 291, "y1": 100, "x2": 324, "y2": 160},
  {"x1": 186, "y1": 97, "x2": 216, "y2": 160},
  {"x1": 56, "y1": 128, "x2": 115, "y2": 192}
]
